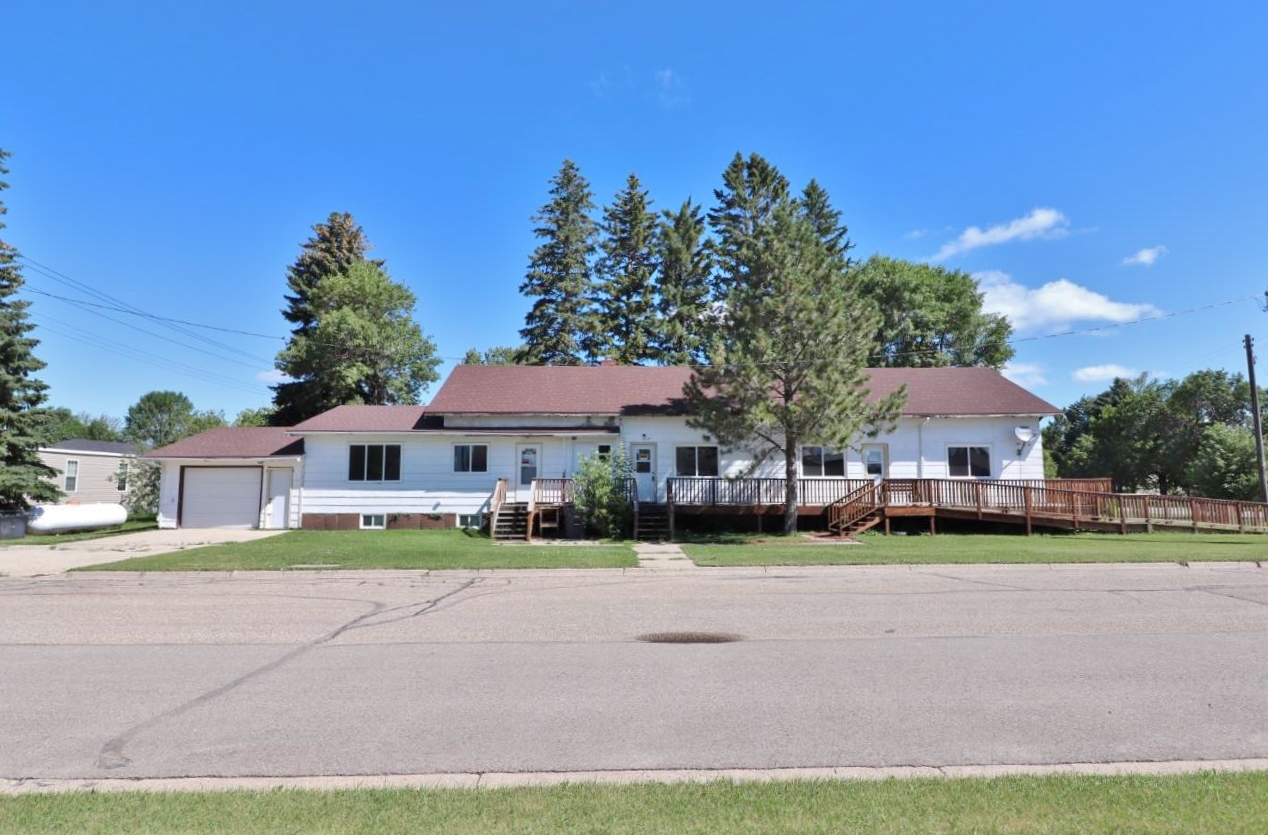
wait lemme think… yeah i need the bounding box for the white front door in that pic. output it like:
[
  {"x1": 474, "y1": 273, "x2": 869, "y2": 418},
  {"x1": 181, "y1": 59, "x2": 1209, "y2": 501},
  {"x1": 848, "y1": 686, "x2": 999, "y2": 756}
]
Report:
[
  {"x1": 861, "y1": 444, "x2": 888, "y2": 480},
  {"x1": 515, "y1": 443, "x2": 539, "y2": 501},
  {"x1": 265, "y1": 468, "x2": 292, "y2": 529},
  {"x1": 631, "y1": 443, "x2": 657, "y2": 501}
]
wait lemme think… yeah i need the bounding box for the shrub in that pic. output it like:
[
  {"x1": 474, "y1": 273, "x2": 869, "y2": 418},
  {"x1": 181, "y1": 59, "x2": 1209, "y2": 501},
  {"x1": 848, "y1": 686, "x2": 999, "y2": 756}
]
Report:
[{"x1": 572, "y1": 445, "x2": 633, "y2": 538}]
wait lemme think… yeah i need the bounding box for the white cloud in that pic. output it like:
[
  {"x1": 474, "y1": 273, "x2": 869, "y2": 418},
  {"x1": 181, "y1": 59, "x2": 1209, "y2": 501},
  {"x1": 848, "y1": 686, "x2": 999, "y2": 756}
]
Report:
[
  {"x1": 932, "y1": 208, "x2": 1069, "y2": 260},
  {"x1": 1001, "y1": 362, "x2": 1047, "y2": 387},
  {"x1": 904, "y1": 229, "x2": 929, "y2": 240},
  {"x1": 1122, "y1": 245, "x2": 1168, "y2": 266},
  {"x1": 1073, "y1": 364, "x2": 1140, "y2": 383},
  {"x1": 976, "y1": 270, "x2": 1163, "y2": 332},
  {"x1": 256, "y1": 369, "x2": 288, "y2": 383},
  {"x1": 654, "y1": 68, "x2": 689, "y2": 108}
]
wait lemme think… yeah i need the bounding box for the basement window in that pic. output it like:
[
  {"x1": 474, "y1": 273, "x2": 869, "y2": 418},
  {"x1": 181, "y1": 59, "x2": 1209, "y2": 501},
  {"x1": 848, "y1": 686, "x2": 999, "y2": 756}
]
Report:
[
  {"x1": 360, "y1": 514, "x2": 386, "y2": 530},
  {"x1": 457, "y1": 514, "x2": 483, "y2": 529},
  {"x1": 948, "y1": 446, "x2": 991, "y2": 478}
]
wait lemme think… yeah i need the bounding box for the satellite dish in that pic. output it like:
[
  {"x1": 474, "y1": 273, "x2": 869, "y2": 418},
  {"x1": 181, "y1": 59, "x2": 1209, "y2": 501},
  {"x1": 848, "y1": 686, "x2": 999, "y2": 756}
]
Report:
[{"x1": 1014, "y1": 426, "x2": 1035, "y2": 444}]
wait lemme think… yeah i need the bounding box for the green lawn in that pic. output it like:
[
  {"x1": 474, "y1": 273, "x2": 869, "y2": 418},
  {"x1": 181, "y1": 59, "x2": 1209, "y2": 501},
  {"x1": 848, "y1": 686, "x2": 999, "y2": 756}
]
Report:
[
  {"x1": 79, "y1": 529, "x2": 637, "y2": 571},
  {"x1": 0, "y1": 517, "x2": 156, "y2": 548},
  {"x1": 3, "y1": 773, "x2": 1267, "y2": 834},
  {"x1": 683, "y1": 530, "x2": 1268, "y2": 566}
]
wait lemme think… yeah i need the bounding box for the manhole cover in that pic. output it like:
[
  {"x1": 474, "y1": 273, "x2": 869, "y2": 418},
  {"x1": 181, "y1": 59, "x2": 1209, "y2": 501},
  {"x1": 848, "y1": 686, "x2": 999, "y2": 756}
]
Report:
[{"x1": 637, "y1": 632, "x2": 743, "y2": 644}]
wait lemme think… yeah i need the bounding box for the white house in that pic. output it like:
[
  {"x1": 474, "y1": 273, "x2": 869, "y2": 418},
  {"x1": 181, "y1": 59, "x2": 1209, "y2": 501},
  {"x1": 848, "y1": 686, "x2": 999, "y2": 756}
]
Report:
[{"x1": 146, "y1": 365, "x2": 1061, "y2": 531}]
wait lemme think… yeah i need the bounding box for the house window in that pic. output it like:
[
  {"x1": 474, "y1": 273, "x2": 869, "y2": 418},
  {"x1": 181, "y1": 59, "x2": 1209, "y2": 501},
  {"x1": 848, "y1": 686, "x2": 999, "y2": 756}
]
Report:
[
  {"x1": 948, "y1": 446, "x2": 991, "y2": 478},
  {"x1": 675, "y1": 445, "x2": 719, "y2": 477},
  {"x1": 116, "y1": 461, "x2": 129, "y2": 492},
  {"x1": 64, "y1": 460, "x2": 79, "y2": 492},
  {"x1": 360, "y1": 514, "x2": 386, "y2": 530},
  {"x1": 453, "y1": 444, "x2": 489, "y2": 473},
  {"x1": 597, "y1": 444, "x2": 612, "y2": 460},
  {"x1": 348, "y1": 445, "x2": 401, "y2": 481},
  {"x1": 457, "y1": 514, "x2": 483, "y2": 529},
  {"x1": 801, "y1": 446, "x2": 845, "y2": 477}
]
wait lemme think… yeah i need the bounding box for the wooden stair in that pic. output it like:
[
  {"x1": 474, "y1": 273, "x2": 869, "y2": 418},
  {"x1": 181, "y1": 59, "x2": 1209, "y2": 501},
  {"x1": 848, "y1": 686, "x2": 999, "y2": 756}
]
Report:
[
  {"x1": 635, "y1": 503, "x2": 671, "y2": 541},
  {"x1": 493, "y1": 502, "x2": 529, "y2": 540},
  {"x1": 827, "y1": 482, "x2": 883, "y2": 537}
]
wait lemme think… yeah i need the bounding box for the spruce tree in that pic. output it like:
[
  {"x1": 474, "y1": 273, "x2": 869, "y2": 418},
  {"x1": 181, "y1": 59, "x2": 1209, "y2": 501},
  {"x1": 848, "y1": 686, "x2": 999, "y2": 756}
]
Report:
[
  {"x1": 586, "y1": 173, "x2": 658, "y2": 364},
  {"x1": 272, "y1": 212, "x2": 381, "y2": 424},
  {"x1": 516, "y1": 160, "x2": 597, "y2": 365},
  {"x1": 653, "y1": 199, "x2": 713, "y2": 365},
  {"x1": 0, "y1": 149, "x2": 59, "y2": 510},
  {"x1": 707, "y1": 152, "x2": 790, "y2": 297},
  {"x1": 687, "y1": 164, "x2": 903, "y2": 534}
]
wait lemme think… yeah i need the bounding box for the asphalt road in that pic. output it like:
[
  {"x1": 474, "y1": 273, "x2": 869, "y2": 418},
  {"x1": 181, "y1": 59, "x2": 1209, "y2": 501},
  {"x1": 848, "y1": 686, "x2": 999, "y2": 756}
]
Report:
[{"x1": 3, "y1": 563, "x2": 1268, "y2": 780}]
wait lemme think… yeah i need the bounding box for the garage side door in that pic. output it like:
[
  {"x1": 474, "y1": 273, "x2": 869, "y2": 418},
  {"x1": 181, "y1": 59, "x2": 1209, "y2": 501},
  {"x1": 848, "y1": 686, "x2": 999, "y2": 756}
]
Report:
[{"x1": 181, "y1": 467, "x2": 263, "y2": 529}]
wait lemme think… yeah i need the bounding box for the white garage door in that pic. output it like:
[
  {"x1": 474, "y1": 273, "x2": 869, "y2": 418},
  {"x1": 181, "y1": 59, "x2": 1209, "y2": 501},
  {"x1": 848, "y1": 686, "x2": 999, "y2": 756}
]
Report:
[{"x1": 182, "y1": 467, "x2": 262, "y2": 529}]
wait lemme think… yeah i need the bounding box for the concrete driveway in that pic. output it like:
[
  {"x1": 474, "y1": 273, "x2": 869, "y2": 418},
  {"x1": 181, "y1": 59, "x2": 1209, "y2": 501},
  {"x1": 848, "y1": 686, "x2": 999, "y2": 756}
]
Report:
[{"x1": 0, "y1": 528, "x2": 287, "y2": 576}]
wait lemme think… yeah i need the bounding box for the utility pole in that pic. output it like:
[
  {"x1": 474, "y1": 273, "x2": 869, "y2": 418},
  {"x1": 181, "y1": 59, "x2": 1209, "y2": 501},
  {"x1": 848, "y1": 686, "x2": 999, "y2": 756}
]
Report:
[{"x1": 1244, "y1": 334, "x2": 1268, "y2": 503}]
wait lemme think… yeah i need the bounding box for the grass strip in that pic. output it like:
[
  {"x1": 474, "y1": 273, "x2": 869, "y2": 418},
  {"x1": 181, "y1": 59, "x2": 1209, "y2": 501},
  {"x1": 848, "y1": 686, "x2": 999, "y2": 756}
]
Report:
[
  {"x1": 77, "y1": 529, "x2": 637, "y2": 571},
  {"x1": 3, "y1": 773, "x2": 1268, "y2": 834},
  {"x1": 0, "y1": 518, "x2": 157, "y2": 548},
  {"x1": 683, "y1": 531, "x2": 1268, "y2": 566}
]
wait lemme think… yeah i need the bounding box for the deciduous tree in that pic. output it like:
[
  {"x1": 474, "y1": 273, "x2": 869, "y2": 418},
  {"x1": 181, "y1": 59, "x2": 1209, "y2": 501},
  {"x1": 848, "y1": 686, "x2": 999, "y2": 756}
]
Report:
[
  {"x1": 125, "y1": 391, "x2": 225, "y2": 449},
  {"x1": 0, "y1": 148, "x2": 59, "y2": 509},
  {"x1": 854, "y1": 256, "x2": 1014, "y2": 370},
  {"x1": 275, "y1": 262, "x2": 439, "y2": 408},
  {"x1": 273, "y1": 212, "x2": 382, "y2": 424}
]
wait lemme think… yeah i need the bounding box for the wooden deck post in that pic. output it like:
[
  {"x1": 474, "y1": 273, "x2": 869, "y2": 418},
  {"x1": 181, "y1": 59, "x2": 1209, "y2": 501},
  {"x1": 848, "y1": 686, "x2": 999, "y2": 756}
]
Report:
[
  {"x1": 929, "y1": 515, "x2": 936, "y2": 535},
  {"x1": 1024, "y1": 486, "x2": 1033, "y2": 536},
  {"x1": 1119, "y1": 496, "x2": 1127, "y2": 535},
  {"x1": 1191, "y1": 497, "x2": 1199, "y2": 533},
  {"x1": 1143, "y1": 495, "x2": 1152, "y2": 533}
]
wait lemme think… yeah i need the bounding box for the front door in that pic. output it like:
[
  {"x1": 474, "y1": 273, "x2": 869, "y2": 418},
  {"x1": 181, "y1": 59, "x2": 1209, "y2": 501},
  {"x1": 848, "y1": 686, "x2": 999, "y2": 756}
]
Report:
[
  {"x1": 861, "y1": 444, "x2": 888, "y2": 481},
  {"x1": 265, "y1": 468, "x2": 292, "y2": 529},
  {"x1": 631, "y1": 443, "x2": 656, "y2": 501},
  {"x1": 516, "y1": 444, "x2": 539, "y2": 501}
]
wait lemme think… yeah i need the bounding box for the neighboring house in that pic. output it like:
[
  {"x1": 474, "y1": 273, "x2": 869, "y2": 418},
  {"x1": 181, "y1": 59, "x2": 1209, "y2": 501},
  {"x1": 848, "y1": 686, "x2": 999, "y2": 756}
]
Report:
[
  {"x1": 38, "y1": 439, "x2": 137, "y2": 505},
  {"x1": 147, "y1": 365, "x2": 1061, "y2": 530}
]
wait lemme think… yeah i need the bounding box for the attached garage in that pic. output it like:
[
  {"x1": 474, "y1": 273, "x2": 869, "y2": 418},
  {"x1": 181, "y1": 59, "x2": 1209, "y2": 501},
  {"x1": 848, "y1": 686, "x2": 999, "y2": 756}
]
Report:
[
  {"x1": 145, "y1": 428, "x2": 305, "y2": 531},
  {"x1": 180, "y1": 467, "x2": 263, "y2": 528}
]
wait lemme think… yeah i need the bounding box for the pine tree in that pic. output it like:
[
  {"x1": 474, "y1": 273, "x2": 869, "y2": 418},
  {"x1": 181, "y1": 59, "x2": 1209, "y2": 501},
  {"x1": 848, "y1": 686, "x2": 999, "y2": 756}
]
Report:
[
  {"x1": 586, "y1": 173, "x2": 658, "y2": 364},
  {"x1": 0, "y1": 149, "x2": 59, "y2": 510},
  {"x1": 687, "y1": 168, "x2": 903, "y2": 535},
  {"x1": 516, "y1": 160, "x2": 597, "y2": 365},
  {"x1": 707, "y1": 152, "x2": 790, "y2": 297},
  {"x1": 653, "y1": 199, "x2": 713, "y2": 365},
  {"x1": 272, "y1": 212, "x2": 381, "y2": 424},
  {"x1": 798, "y1": 179, "x2": 852, "y2": 265}
]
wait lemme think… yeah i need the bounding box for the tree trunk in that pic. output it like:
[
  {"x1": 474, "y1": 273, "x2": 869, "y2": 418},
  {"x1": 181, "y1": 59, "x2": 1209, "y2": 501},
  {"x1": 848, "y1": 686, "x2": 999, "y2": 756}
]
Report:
[{"x1": 784, "y1": 442, "x2": 798, "y2": 535}]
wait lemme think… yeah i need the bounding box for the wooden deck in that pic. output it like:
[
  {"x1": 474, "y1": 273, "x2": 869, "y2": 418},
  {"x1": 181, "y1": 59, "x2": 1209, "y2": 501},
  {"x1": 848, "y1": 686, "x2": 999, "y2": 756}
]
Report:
[
  {"x1": 516, "y1": 476, "x2": 1268, "y2": 538},
  {"x1": 666, "y1": 477, "x2": 1268, "y2": 537}
]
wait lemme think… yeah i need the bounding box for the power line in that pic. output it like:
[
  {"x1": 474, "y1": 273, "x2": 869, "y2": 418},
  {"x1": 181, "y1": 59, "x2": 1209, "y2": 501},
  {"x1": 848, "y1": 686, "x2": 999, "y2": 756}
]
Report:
[{"x1": 20, "y1": 285, "x2": 285, "y2": 340}]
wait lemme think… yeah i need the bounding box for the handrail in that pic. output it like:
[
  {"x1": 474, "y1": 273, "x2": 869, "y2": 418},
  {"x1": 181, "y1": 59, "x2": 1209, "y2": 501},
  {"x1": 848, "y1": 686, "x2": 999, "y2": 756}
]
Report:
[
  {"x1": 826, "y1": 481, "x2": 882, "y2": 534},
  {"x1": 489, "y1": 478, "x2": 507, "y2": 537}
]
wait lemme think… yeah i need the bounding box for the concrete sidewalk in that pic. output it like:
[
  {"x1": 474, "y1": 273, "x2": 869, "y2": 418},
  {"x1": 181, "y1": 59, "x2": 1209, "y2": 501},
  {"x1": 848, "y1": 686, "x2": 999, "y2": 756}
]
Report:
[
  {"x1": 0, "y1": 528, "x2": 286, "y2": 576},
  {"x1": 632, "y1": 541, "x2": 698, "y2": 570}
]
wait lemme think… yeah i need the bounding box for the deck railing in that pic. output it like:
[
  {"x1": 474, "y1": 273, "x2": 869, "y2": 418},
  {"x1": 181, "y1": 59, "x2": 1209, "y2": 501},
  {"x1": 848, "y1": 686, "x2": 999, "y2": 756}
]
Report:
[
  {"x1": 488, "y1": 478, "x2": 507, "y2": 536},
  {"x1": 530, "y1": 477, "x2": 637, "y2": 506},
  {"x1": 666, "y1": 477, "x2": 872, "y2": 506}
]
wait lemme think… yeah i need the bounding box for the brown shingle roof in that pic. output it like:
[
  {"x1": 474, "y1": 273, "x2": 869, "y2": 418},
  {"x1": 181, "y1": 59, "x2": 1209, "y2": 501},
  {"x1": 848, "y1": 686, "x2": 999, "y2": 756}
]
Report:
[
  {"x1": 289, "y1": 404, "x2": 428, "y2": 432},
  {"x1": 861, "y1": 367, "x2": 1061, "y2": 416},
  {"x1": 426, "y1": 364, "x2": 1059, "y2": 418},
  {"x1": 144, "y1": 427, "x2": 304, "y2": 459}
]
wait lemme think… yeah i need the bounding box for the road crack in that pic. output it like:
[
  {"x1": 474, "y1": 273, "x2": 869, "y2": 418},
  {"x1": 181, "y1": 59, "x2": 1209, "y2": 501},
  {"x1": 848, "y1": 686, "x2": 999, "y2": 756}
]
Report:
[{"x1": 95, "y1": 578, "x2": 482, "y2": 771}]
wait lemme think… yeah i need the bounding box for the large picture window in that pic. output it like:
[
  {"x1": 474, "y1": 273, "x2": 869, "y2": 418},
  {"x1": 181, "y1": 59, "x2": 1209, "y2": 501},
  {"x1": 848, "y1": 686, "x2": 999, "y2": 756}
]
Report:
[
  {"x1": 801, "y1": 446, "x2": 845, "y2": 477},
  {"x1": 948, "y1": 446, "x2": 991, "y2": 478},
  {"x1": 348, "y1": 445, "x2": 401, "y2": 481},
  {"x1": 453, "y1": 443, "x2": 489, "y2": 473},
  {"x1": 675, "y1": 445, "x2": 719, "y2": 477}
]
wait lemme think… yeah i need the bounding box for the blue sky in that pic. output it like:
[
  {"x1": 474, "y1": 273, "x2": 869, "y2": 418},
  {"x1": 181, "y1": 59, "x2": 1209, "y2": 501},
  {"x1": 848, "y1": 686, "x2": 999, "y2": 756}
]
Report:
[{"x1": 4, "y1": 1, "x2": 1266, "y2": 421}]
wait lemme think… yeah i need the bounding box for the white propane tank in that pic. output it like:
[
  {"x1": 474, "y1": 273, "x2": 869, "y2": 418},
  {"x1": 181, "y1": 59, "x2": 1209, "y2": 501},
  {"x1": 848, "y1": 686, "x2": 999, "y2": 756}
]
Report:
[{"x1": 26, "y1": 503, "x2": 129, "y2": 535}]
